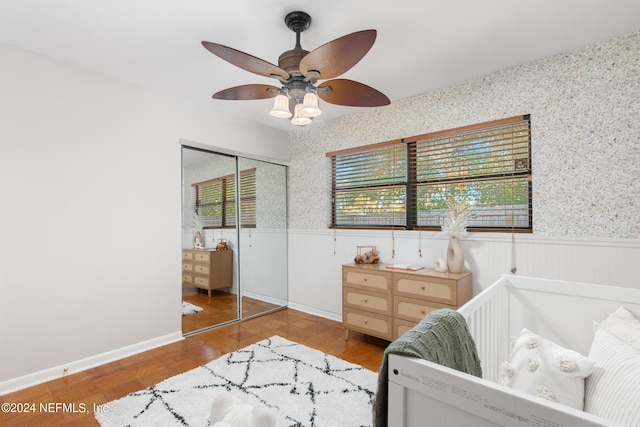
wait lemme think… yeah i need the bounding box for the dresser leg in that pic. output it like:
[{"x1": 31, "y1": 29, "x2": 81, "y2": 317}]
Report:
[
  {"x1": 344, "y1": 328, "x2": 350, "y2": 340},
  {"x1": 208, "y1": 289, "x2": 212, "y2": 297}
]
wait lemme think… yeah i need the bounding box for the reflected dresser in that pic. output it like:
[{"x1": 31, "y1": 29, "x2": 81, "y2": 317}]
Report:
[{"x1": 182, "y1": 249, "x2": 233, "y2": 297}]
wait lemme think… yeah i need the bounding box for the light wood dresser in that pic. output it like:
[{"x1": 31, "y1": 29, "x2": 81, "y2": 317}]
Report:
[
  {"x1": 342, "y1": 263, "x2": 472, "y2": 341},
  {"x1": 182, "y1": 249, "x2": 233, "y2": 297}
]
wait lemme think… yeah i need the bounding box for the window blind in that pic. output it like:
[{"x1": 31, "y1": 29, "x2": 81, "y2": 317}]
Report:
[
  {"x1": 413, "y1": 115, "x2": 531, "y2": 230},
  {"x1": 192, "y1": 168, "x2": 256, "y2": 229},
  {"x1": 327, "y1": 115, "x2": 532, "y2": 231},
  {"x1": 329, "y1": 142, "x2": 407, "y2": 228},
  {"x1": 240, "y1": 168, "x2": 256, "y2": 228}
]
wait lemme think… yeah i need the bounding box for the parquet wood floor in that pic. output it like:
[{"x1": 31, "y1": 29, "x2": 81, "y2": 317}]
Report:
[
  {"x1": 0, "y1": 308, "x2": 388, "y2": 426},
  {"x1": 181, "y1": 286, "x2": 281, "y2": 334}
]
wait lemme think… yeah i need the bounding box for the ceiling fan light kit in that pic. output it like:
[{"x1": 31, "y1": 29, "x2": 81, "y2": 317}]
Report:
[
  {"x1": 301, "y1": 90, "x2": 321, "y2": 117},
  {"x1": 291, "y1": 103, "x2": 312, "y2": 126},
  {"x1": 269, "y1": 91, "x2": 292, "y2": 119},
  {"x1": 202, "y1": 11, "x2": 390, "y2": 127}
]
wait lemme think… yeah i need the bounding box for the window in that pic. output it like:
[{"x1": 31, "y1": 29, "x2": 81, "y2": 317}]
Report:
[
  {"x1": 192, "y1": 168, "x2": 256, "y2": 228},
  {"x1": 327, "y1": 115, "x2": 531, "y2": 232},
  {"x1": 330, "y1": 142, "x2": 408, "y2": 227}
]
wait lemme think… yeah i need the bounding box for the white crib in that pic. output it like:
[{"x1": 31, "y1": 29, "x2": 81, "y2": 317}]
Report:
[{"x1": 387, "y1": 275, "x2": 640, "y2": 427}]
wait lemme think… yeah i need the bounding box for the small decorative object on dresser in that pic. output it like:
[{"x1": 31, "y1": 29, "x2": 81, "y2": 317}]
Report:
[
  {"x1": 441, "y1": 196, "x2": 471, "y2": 273},
  {"x1": 192, "y1": 212, "x2": 204, "y2": 249},
  {"x1": 434, "y1": 257, "x2": 448, "y2": 272},
  {"x1": 193, "y1": 231, "x2": 204, "y2": 249},
  {"x1": 342, "y1": 263, "x2": 472, "y2": 341},
  {"x1": 215, "y1": 239, "x2": 228, "y2": 251},
  {"x1": 182, "y1": 249, "x2": 233, "y2": 297},
  {"x1": 354, "y1": 245, "x2": 380, "y2": 264}
]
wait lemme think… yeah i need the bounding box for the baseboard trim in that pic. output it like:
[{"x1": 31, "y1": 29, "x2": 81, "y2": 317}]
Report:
[
  {"x1": 0, "y1": 331, "x2": 184, "y2": 396},
  {"x1": 287, "y1": 302, "x2": 341, "y2": 323}
]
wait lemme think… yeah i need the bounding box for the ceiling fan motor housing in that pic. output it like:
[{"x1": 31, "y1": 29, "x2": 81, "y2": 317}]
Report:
[
  {"x1": 280, "y1": 11, "x2": 313, "y2": 75},
  {"x1": 278, "y1": 49, "x2": 310, "y2": 75}
]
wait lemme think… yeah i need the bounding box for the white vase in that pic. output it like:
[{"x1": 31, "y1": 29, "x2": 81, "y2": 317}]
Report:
[{"x1": 447, "y1": 236, "x2": 464, "y2": 273}]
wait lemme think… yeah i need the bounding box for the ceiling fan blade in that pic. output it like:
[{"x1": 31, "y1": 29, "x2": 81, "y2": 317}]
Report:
[
  {"x1": 317, "y1": 79, "x2": 390, "y2": 107},
  {"x1": 299, "y1": 30, "x2": 377, "y2": 80},
  {"x1": 212, "y1": 84, "x2": 279, "y2": 100},
  {"x1": 202, "y1": 41, "x2": 289, "y2": 80}
]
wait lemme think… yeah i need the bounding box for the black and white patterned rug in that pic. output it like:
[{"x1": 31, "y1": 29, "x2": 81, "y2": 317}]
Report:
[
  {"x1": 181, "y1": 301, "x2": 203, "y2": 316},
  {"x1": 95, "y1": 336, "x2": 378, "y2": 426}
]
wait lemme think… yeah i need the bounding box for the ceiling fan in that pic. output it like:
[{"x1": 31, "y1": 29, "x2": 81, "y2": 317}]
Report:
[{"x1": 201, "y1": 11, "x2": 390, "y2": 126}]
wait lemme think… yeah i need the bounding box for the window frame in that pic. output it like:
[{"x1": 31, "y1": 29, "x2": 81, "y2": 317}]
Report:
[{"x1": 327, "y1": 115, "x2": 532, "y2": 232}]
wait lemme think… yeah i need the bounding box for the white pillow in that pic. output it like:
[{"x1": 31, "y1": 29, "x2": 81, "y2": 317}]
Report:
[
  {"x1": 584, "y1": 327, "x2": 640, "y2": 426},
  {"x1": 501, "y1": 328, "x2": 595, "y2": 410},
  {"x1": 598, "y1": 306, "x2": 640, "y2": 351}
]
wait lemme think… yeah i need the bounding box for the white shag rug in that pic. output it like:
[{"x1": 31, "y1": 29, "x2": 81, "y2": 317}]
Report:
[
  {"x1": 181, "y1": 301, "x2": 203, "y2": 316},
  {"x1": 95, "y1": 336, "x2": 378, "y2": 427}
]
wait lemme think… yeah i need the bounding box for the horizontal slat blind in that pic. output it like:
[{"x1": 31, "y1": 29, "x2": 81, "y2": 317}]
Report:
[
  {"x1": 328, "y1": 115, "x2": 531, "y2": 231},
  {"x1": 414, "y1": 116, "x2": 531, "y2": 230},
  {"x1": 194, "y1": 178, "x2": 224, "y2": 228},
  {"x1": 240, "y1": 168, "x2": 256, "y2": 228},
  {"x1": 224, "y1": 176, "x2": 236, "y2": 227},
  {"x1": 192, "y1": 168, "x2": 256, "y2": 229},
  {"x1": 416, "y1": 121, "x2": 530, "y2": 181},
  {"x1": 331, "y1": 143, "x2": 407, "y2": 227}
]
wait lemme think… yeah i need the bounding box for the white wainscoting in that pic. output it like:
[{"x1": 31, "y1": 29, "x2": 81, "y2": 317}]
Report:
[{"x1": 287, "y1": 229, "x2": 640, "y2": 322}]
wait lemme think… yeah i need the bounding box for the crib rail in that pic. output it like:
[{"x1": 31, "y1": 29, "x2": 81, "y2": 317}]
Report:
[
  {"x1": 458, "y1": 277, "x2": 510, "y2": 383},
  {"x1": 458, "y1": 274, "x2": 640, "y2": 383}
]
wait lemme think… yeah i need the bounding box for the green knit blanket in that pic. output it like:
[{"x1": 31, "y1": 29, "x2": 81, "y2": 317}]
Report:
[{"x1": 372, "y1": 308, "x2": 482, "y2": 427}]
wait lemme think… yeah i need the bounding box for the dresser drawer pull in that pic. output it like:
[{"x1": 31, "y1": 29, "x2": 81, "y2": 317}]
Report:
[
  {"x1": 364, "y1": 299, "x2": 368, "y2": 303},
  {"x1": 364, "y1": 276, "x2": 368, "y2": 282},
  {"x1": 421, "y1": 285, "x2": 426, "y2": 291},
  {"x1": 420, "y1": 309, "x2": 426, "y2": 315},
  {"x1": 364, "y1": 319, "x2": 368, "y2": 325}
]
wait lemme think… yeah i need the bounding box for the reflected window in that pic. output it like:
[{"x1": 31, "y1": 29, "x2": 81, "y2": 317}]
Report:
[{"x1": 192, "y1": 168, "x2": 256, "y2": 229}]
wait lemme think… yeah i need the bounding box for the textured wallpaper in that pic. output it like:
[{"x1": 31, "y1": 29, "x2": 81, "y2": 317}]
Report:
[{"x1": 288, "y1": 31, "x2": 640, "y2": 238}]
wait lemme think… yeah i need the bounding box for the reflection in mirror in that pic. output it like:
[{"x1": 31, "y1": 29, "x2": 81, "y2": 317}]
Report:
[
  {"x1": 181, "y1": 147, "x2": 239, "y2": 335},
  {"x1": 238, "y1": 157, "x2": 288, "y2": 319}
]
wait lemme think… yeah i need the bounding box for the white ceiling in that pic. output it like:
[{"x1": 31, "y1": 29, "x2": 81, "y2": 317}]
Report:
[{"x1": 1, "y1": 1, "x2": 639, "y2": 133}]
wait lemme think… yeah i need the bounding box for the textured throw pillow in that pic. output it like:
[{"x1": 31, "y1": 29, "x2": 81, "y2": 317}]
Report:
[
  {"x1": 584, "y1": 327, "x2": 640, "y2": 426},
  {"x1": 598, "y1": 306, "x2": 640, "y2": 351},
  {"x1": 501, "y1": 328, "x2": 595, "y2": 410}
]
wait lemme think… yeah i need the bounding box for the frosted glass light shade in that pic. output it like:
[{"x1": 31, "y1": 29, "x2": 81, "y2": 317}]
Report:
[
  {"x1": 291, "y1": 103, "x2": 312, "y2": 126},
  {"x1": 301, "y1": 92, "x2": 322, "y2": 117},
  {"x1": 269, "y1": 94, "x2": 292, "y2": 118}
]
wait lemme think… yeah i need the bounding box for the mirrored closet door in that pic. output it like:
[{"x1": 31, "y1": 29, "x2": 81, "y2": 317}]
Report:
[
  {"x1": 181, "y1": 146, "x2": 287, "y2": 335},
  {"x1": 237, "y1": 157, "x2": 288, "y2": 319}
]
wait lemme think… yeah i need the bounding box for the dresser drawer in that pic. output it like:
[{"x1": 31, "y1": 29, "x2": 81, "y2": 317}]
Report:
[
  {"x1": 182, "y1": 251, "x2": 194, "y2": 261},
  {"x1": 394, "y1": 273, "x2": 456, "y2": 305},
  {"x1": 343, "y1": 287, "x2": 392, "y2": 316},
  {"x1": 394, "y1": 295, "x2": 451, "y2": 323},
  {"x1": 343, "y1": 307, "x2": 392, "y2": 340},
  {"x1": 194, "y1": 252, "x2": 210, "y2": 263},
  {"x1": 193, "y1": 276, "x2": 209, "y2": 287},
  {"x1": 343, "y1": 267, "x2": 392, "y2": 293},
  {"x1": 182, "y1": 262, "x2": 193, "y2": 272},
  {"x1": 194, "y1": 264, "x2": 210, "y2": 275},
  {"x1": 182, "y1": 274, "x2": 193, "y2": 285}
]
